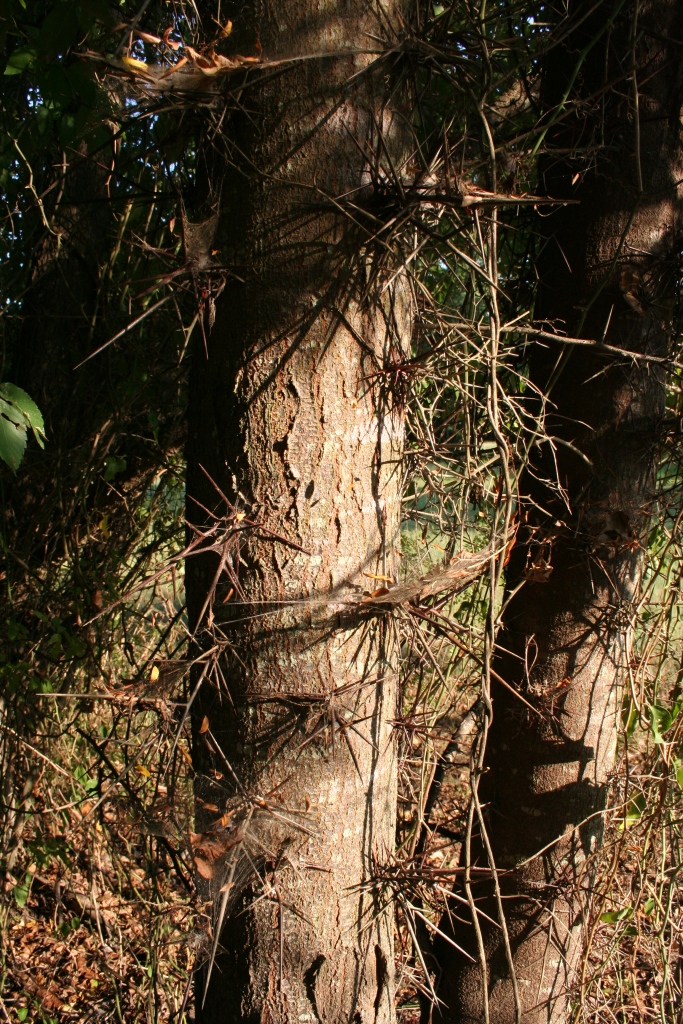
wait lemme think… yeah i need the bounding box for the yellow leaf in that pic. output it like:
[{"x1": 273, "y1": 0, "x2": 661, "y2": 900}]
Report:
[
  {"x1": 122, "y1": 56, "x2": 151, "y2": 74},
  {"x1": 219, "y1": 20, "x2": 233, "y2": 37},
  {"x1": 150, "y1": 665, "x2": 160, "y2": 682},
  {"x1": 135, "y1": 764, "x2": 152, "y2": 778},
  {"x1": 99, "y1": 515, "x2": 110, "y2": 540},
  {"x1": 363, "y1": 572, "x2": 394, "y2": 584},
  {"x1": 235, "y1": 512, "x2": 246, "y2": 521}
]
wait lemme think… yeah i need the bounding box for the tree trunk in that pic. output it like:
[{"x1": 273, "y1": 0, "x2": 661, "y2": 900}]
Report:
[
  {"x1": 185, "y1": 5, "x2": 410, "y2": 1022},
  {"x1": 435, "y1": 2, "x2": 683, "y2": 1021}
]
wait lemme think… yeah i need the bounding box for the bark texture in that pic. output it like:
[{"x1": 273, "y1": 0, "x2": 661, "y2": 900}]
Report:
[
  {"x1": 185, "y1": 5, "x2": 410, "y2": 1022},
  {"x1": 436, "y1": 2, "x2": 683, "y2": 1021}
]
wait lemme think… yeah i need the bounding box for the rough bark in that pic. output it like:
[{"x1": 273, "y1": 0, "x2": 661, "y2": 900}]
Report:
[
  {"x1": 435, "y1": 2, "x2": 683, "y2": 1022},
  {"x1": 185, "y1": 5, "x2": 410, "y2": 1022}
]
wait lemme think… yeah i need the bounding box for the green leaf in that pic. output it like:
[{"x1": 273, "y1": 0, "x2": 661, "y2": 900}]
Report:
[
  {"x1": 73, "y1": 764, "x2": 98, "y2": 793},
  {"x1": 649, "y1": 700, "x2": 681, "y2": 743},
  {"x1": 0, "y1": 382, "x2": 46, "y2": 444},
  {"x1": 26, "y1": 834, "x2": 71, "y2": 870},
  {"x1": 0, "y1": 396, "x2": 26, "y2": 427},
  {"x1": 619, "y1": 792, "x2": 646, "y2": 829},
  {"x1": 13, "y1": 874, "x2": 31, "y2": 908},
  {"x1": 623, "y1": 702, "x2": 638, "y2": 738},
  {"x1": 17, "y1": 1009, "x2": 28, "y2": 1022},
  {"x1": 103, "y1": 456, "x2": 127, "y2": 481},
  {"x1": 4, "y1": 44, "x2": 37, "y2": 75},
  {"x1": 38, "y1": 2, "x2": 79, "y2": 57},
  {"x1": 0, "y1": 383, "x2": 46, "y2": 470},
  {"x1": 0, "y1": 411, "x2": 26, "y2": 471},
  {"x1": 600, "y1": 906, "x2": 633, "y2": 924}
]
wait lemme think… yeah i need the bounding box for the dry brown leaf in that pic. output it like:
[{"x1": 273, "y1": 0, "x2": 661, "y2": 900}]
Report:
[
  {"x1": 199, "y1": 715, "x2": 210, "y2": 734},
  {"x1": 162, "y1": 26, "x2": 181, "y2": 50},
  {"x1": 523, "y1": 558, "x2": 553, "y2": 583},
  {"x1": 362, "y1": 586, "x2": 391, "y2": 602},
  {"x1": 192, "y1": 831, "x2": 242, "y2": 861},
  {"x1": 150, "y1": 801, "x2": 172, "y2": 816},
  {"x1": 185, "y1": 46, "x2": 212, "y2": 67},
  {"x1": 194, "y1": 855, "x2": 214, "y2": 880},
  {"x1": 552, "y1": 676, "x2": 572, "y2": 692},
  {"x1": 160, "y1": 56, "x2": 188, "y2": 78}
]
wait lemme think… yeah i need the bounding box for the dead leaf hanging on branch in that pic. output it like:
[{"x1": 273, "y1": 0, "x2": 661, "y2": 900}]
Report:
[
  {"x1": 363, "y1": 544, "x2": 497, "y2": 606},
  {"x1": 84, "y1": 42, "x2": 265, "y2": 94}
]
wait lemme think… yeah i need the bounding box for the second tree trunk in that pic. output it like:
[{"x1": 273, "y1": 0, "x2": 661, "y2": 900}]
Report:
[{"x1": 436, "y1": 2, "x2": 683, "y2": 1021}]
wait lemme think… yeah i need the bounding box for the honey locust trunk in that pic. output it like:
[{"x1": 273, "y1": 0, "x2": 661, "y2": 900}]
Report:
[
  {"x1": 185, "y1": 5, "x2": 411, "y2": 1022},
  {"x1": 435, "y1": 2, "x2": 683, "y2": 1021}
]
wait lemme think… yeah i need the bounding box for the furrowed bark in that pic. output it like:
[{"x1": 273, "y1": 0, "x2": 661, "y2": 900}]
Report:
[
  {"x1": 185, "y1": 5, "x2": 410, "y2": 1021},
  {"x1": 435, "y1": 2, "x2": 683, "y2": 1021}
]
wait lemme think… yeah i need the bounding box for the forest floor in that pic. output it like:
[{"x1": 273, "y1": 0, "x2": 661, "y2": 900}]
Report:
[{"x1": 0, "y1": 719, "x2": 678, "y2": 1022}]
